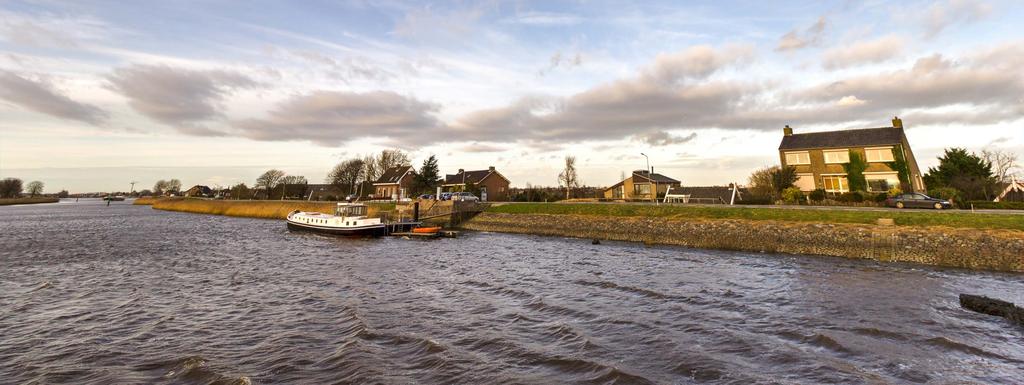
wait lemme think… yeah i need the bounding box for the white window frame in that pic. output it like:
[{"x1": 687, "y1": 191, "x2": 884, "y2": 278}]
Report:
[
  {"x1": 785, "y1": 151, "x2": 811, "y2": 165},
  {"x1": 823, "y1": 149, "x2": 850, "y2": 164},
  {"x1": 821, "y1": 174, "x2": 849, "y2": 193},
  {"x1": 865, "y1": 147, "x2": 895, "y2": 163},
  {"x1": 864, "y1": 172, "x2": 900, "y2": 192}
]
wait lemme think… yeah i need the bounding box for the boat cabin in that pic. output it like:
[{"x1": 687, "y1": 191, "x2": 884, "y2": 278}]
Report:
[{"x1": 336, "y1": 203, "x2": 368, "y2": 217}]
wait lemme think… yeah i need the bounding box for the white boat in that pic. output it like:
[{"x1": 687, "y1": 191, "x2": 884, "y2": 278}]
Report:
[{"x1": 286, "y1": 203, "x2": 417, "y2": 236}]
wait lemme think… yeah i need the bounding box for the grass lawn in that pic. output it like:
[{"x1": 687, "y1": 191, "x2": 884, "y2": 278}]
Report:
[
  {"x1": 487, "y1": 203, "x2": 1024, "y2": 231},
  {"x1": 0, "y1": 197, "x2": 59, "y2": 206}
]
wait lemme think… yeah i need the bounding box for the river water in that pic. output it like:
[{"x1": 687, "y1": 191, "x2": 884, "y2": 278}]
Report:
[{"x1": 1, "y1": 200, "x2": 1022, "y2": 384}]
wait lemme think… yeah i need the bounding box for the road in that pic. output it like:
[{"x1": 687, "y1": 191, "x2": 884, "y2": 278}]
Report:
[{"x1": 491, "y1": 201, "x2": 1024, "y2": 215}]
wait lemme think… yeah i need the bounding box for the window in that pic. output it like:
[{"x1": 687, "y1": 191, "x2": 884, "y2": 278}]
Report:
[
  {"x1": 821, "y1": 175, "x2": 849, "y2": 193},
  {"x1": 794, "y1": 173, "x2": 816, "y2": 191},
  {"x1": 823, "y1": 150, "x2": 850, "y2": 164},
  {"x1": 785, "y1": 151, "x2": 810, "y2": 165},
  {"x1": 865, "y1": 172, "x2": 900, "y2": 192},
  {"x1": 634, "y1": 183, "x2": 651, "y2": 195},
  {"x1": 865, "y1": 147, "x2": 895, "y2": 162}
]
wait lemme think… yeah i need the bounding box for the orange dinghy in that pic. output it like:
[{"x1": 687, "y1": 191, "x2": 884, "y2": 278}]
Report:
[{"x1": 412, "y1": 226, "x2": 441, "y2": 234}]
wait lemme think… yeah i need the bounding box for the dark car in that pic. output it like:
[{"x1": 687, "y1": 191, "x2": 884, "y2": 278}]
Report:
[
  {"x1": 885, "y1": 193, "x2": 953, "y2": 209},
  {"x1": 418, "y1": 194, "x2": 435, "y2": 200}
]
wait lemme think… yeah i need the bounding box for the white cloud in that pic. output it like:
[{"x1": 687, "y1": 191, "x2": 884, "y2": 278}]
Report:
[
  {"x1": 822, "y1": 35, "x2": 906, "y2": 69},
  {"x1": 923, "y1": 0, "x2": 992, "y2": 37},
  {"x1": 0, "y1": 70, "x2": 107, "y2": 124},
  {"x1": 776, "y1": 16, "x2": 828, "y2": 51}
]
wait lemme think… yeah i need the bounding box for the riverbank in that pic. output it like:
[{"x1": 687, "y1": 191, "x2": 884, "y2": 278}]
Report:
[
  {"x1": 137, "y1": 198, "x2": 393, "y2": 219},
  {"x1": 463, "y1": 212, "x2": 1024, "y2": 272},
  {"x1": 0, "y1": 197, "x2": 59, "y2": 206}
]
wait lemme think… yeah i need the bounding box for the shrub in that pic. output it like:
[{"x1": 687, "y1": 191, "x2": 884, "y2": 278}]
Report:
[
  {"x1": 737, "y1": 196, "x2": 773, "y2": 205},
  {"x1": 873, "y1": 193, "x2": 888, "y2": 203},
  {"x1": 928, "y1": 187, "x2": 963, "y2": 206},
  {"x1": 887, "y1": 187, "x2": 903, "y2": 197},
  {"x1": 838, "y1": 192, "x2": 865, "y2": 203},
  {"x1": 781, "y1": 187, "x2": 804, "y2": 204},
  {"x1": 967, "y1": 201, "x2": 1024, "y2": 210},
  {"x1": 809, "y1": 189, "x2": 826, "y2": 202}
]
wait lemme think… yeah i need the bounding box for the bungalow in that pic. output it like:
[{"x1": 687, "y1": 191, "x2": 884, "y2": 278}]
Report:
[
  {"x1": 666, "y1": 185, "x2": 746, "y2": 204},
  {"x1": 373, "y1": 165, "x2": 415, "y2": 200},
  {"x1": 603, "y1": 170, "x2": 681, "y2": 200},
  {"x1": 442, "y1": 166, "x2": 510, "y2": 201},
  {"x1": 995, "y1": 177, "x2": 1024, "y2": 202},
  {"x1": 779, "y1": 117, "x2": 926, "y2": 194}
]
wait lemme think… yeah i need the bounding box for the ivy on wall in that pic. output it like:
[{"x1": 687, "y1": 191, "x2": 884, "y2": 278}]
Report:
[
  {"x1": 842, "y1": 150, "x2": 868, "y2": 192},
  {"x1": 885, "y1": 146, "x2": 912, "y2": 190}
]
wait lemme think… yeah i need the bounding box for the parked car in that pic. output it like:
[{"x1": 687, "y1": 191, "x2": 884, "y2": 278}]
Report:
[
  {"x1": 885, "y1": 193, "x2": 953, "y2": 209},
  {"x1": 451, "y1": 192, "x2": 479, "y2": 202},
  {"x1": 344, "y1": 194, "x2": 358, "y2": 202},
  {"x1": 439, "y1": 192, "x2": 453, "y2": 201},
  {"x1": 418, "y1": 194, "x2": 435, "y2": 200}
]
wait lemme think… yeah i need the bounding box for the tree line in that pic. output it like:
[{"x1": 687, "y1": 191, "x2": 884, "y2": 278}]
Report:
[{"x1": 0, "y1": 178, "x2": 46, "y2": 199}]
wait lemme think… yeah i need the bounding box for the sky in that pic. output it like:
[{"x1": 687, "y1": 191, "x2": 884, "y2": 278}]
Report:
[{"x1": 1, "y1": 0, "x2": 1022, "y2": 193}]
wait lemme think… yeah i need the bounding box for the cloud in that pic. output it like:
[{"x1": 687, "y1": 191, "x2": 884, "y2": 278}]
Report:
[
  {"x1": 537, "y1": 51, "x2": 583, "y2": 76},
  {"x1": 0, "y1": 70, "x2": 107, "y2": 124},
  {"x1": 835, "y1": 95, "x2": 867, "y2": 107},
  {"x1": 106, "y1": 64, "x2": 256, "y2": 130},
  {"x1": 822, "y1": 35, "x2": 906, "y2": 69},
  {"x1": 645, "y1": 44, "x2": 754, "y2": 82},
  {"x1": 0, "y1": 11, "x2": 112, "y2": 48},
  {"x1": 231, "y1": 90, "x2": 443, "y2": 146},
  {"x1": 290, "y1": 50, "x2": 393, "y2": 82},
  {"x1": 635, "y1": 131, "x2": 698, "y2": 146},
  {"x1": 776, "y1": 16, "x2": 828, "y2": 52},
  {"x1": 459, "y1": 142, "x2": 508, "y2": 153},
  {"x1": 924, "y1": 0, "x2": 992, "y2": 38},
  {"x1": 504, "y1": 11, "x2": 583, "y2": 26}
]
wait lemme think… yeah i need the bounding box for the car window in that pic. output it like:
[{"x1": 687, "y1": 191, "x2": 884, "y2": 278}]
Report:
[{"x1": 914, "y1": 193, "x2": 928, "y2": 199}]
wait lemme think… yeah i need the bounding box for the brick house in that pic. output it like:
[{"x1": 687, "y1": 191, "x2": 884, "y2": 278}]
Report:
[
  {"x1": 602, "y1": 170, "x2": 681, "y2": 200},
  {"x1": 373, "y1": 165, "x2": 415, "y2": 200},
  {"x1": 778, "y1": 117, "x2": 926, "y2": 194},
  {"x1": 442, "y1": 166, "x2": 511, "y2": 201}
]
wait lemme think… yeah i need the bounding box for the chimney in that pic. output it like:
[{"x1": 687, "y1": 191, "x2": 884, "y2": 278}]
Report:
[
  {"x1": 488, "y1": 166, "x2": 495, "y2": 172},
  {"x1": 457, "y1": 168, "x2": 464, "y2": 174},
  {"x1": 892, "y1": 116, "x2": 903, "y2": 128},
  {"x1": 783, "y1": 124, "x2": 793, "y2": 136}
]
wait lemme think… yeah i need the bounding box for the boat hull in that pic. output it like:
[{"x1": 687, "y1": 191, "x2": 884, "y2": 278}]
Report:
[
  {"x1": 285, "y1": 220, "x2": 421, "y2": 237},
  {"x1": 286, "y1": 220, "x2": 387, "y2": 236}
]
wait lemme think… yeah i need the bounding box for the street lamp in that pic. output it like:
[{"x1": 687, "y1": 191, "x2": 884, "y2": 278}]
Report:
[{"x1": 640, "y1": 153, "x2": 656, "y2": 204}]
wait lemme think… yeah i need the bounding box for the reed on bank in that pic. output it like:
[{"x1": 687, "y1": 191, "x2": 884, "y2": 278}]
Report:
[
  {"x1": 488, "y1": 203, "x2": 1024, "y2": 231},
  {"x1": 147, "y1": 198, "x2": 394, "y2": 219},
  {"x1": 0, "y1": 197, "x2": 59, "y2": 206}
]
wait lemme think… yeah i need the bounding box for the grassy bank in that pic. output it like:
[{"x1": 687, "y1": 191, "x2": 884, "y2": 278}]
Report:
[
  {"x1": 0, "y1": 197, "x2": 59, "y2": 206},
  {"x1": 488, "y1": 203, "x2": 1024, "y2": 231},
  {"x1": 133, "y1": 197, "x2": 162, "y2": 205},
  {"x1": 147, "y1": 198, "x2": 394, "y2": 219}
]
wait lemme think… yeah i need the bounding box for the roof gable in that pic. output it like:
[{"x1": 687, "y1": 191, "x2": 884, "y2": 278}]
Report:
[
  {"x1": 779, "y1": 126, "x2": 904, "y2": 150},
  {"x1": 444, "y1": 169, "x2": 493, "y2": 184},
  {"x1": 374, "y1": 165, "x2": 413, "y2": 184}
]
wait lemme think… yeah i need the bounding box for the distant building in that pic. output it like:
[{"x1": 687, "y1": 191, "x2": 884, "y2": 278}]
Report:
[
  {"x1": 668, "y1": 185, "x2": 746, "y2": 204},
  {"x1": 183, "y1": 185, "x2": 213, "y2": 197},
  {"x1": 373, "y1": 165, "x2": 416, "y2": 200},
  {"x1": 442, "y1": 166, "x2": 510, "y2": 201},
  {"x1": 603, "y1": 170, "x2": 681, "y2": 200},
  {"x1": 995, "y1": 177, "x2": 1024, "y2": 202},
  {"x1": 778, "y1": 117, "x2": 925, "y2": 194}
]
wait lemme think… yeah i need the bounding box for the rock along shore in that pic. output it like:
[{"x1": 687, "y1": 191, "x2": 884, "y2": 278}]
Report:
[{"x1": 462, "y1": 212, "x2": 1024, "y2": 273}]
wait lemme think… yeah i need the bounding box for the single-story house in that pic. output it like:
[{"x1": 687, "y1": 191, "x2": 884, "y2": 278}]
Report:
[
  {"x1": 373, "y1": 165, "x2": 416, "y2": 200},
  {"x1": 666, "y1": 185, "x2": 746, "y2": 204},
  {"x1": 442, "y1": 166, "x2": 510, "y2": 201},
  {"x1": 603, "y1": 170, "x2": 681, "y2": 200}
]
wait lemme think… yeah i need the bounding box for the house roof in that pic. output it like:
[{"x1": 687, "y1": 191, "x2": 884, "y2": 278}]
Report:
[
  {"x1": 373, "y1": 165, "x2": 413, "y2": 185},
  {"x1": 778, "y1": 126, "x2": 904, "y2": 151},
  {"x1": 443, "y1": 168, "x2": 509, "y2": 185},
  {"x1": 632, "y1": 171, "x2": 680, "y2": 184}
]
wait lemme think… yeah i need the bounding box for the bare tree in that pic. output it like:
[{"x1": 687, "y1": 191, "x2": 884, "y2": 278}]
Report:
[
  {"x1": 166, "y1": 179, "x2": 182, "y2": 194},
  {"x1": 982, "y1": 149, "x2": 1020, "y2": 183},
  {"x1": 328, "y1": 159, "x2": 366, "y2": 195},
  {"x1": 280, "y1": 175, "x2": 308, "y2": 199},
  {"x1": 255, "y1": 169, "x2": 285, "y2": 199},
  {"x1": 152, "y1": 180, "x2": 167, "y2": 196},
  {"x1": 557, "y1": 156, "x2": 580, "y2": 200},
  {"x1": 0, "y1": 178, "x2": 23, "y2": 198},
  {"x1": 376, "y1": 149, "x2": 411, "y2": 174},
  {"x1": 26, "y1": 181, "x2": 44, "y2": 196}
]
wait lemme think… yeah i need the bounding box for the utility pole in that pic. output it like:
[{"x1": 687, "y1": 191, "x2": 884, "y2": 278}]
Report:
[{"x1": 129, "y1": 181, "x2": 137, "y2": 196}]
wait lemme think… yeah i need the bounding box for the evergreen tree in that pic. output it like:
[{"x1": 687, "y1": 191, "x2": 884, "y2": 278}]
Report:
[
  {"x1": 414, "y1": 155, "x2": 440, "y2": 195},
  {"x1": 923, "y1": 148, "x2": 996, "y2": 200}
]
